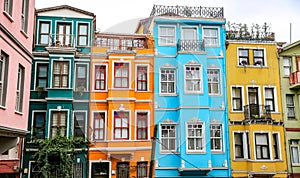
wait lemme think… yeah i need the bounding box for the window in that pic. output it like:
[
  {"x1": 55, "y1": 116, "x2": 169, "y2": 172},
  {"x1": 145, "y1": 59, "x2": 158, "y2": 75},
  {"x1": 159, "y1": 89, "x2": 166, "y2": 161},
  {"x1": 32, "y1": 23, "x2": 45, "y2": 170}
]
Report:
[
  {"x1": 137, "y1": 162, "x2": 148, "y2": 178},
  {"x1": 114, "y1": 63, "x2": 129, "y2": 88},
  {"x1": 0, "y1": 52, "x2": 9, "y2": 107},
  {"x1": 36, "y1": 63, "x2": 48, "y2": 88},
  {"x1": 264, "y1": 87, "x2": 275, "y2": 111},
  {"x1": 238, "y1": 49, "x2": 249, "y2": 65},
  {"x1": 232, "y1": 87, "x2": 243, "y2": 111},
  {"x1": 74, "y1": 112, "x2": 86, "y2": 138},
  {"x1": 15, "y1": 65, "x2": 25, "y2": 112},
  {"x1": 283, "y1": 57, "x2": 291, "y2": 76},
  {"x1": 114, "y1": 111, "x2": 129, "y2": 140},
  {"x1": 161, "y1": 124, "x2": 176, "y2": 151},
  {"x1": 291, "y1": 140, "x2": 300, "y2": 164},
  {"x1": 117, "y1": 162, "x2": 129, "y2": 178},
  {"x1": 73, "y1": 163, "x2": 83, "y2": 178},
  {"x1": 30, "y1": 162, "x2": 42, "y2": 178},
  {"x1": 210, "y1": 124, "x2": 222, "y2": 151},
  {"x1": 95, "y1": 65, "x2": 106, "y2": 91},
  {"x1": 3, "y1": 0, "x2": 13, "y2": 17},
  {"x1": 78, "y1": 23, "x2": 88, "y2": 46},
  {"x1": 187, "y1": 121, "x2": 204, "y2": 151},
  {"x1": 50, "y1": 111, "x2": 67, "y2": 137},
  {"x1": 255, "y1": 133, "x2": 270, "y2": 159},
  {"x1": 253, "y1": 49, "x2": 264, "y2": 66},
  {"x1": 39, "y1": 22, "x2": 50, "y2": 44},
  {"x1": 136, "y1": 112, "x2": 148, "y2": 140},
  {"x1": 160, "y1": 68, "x2": 176, "y2": 94},
  {"x1": 185, "y1": 65, "x2": 201, "y2": 92},
  {"x1": 21, "y1": 0, "x2": 29, "y2": 33},
  {"x1": 182, "y1": 27, "x2": 197, "y2": 41},
  {"x1": 91, "y1": 162, "x2": 109, "y2": 177},
  {"x1": 53, "y1": 61, "x2": 69, "y2": 88},
  {"x1": 32, "y1": 112, "x2": 46, "y2": 139},
  {"x1": 208, "y1": 69, "x2": 220, "y2": 94},
  {"x1": 286, "y1": 94, "x2": 296, "y2": 119},
  {"x1": 233, "y1": 132, "x2": 250, "y2": 159},
  {"x1": 136, "y1": 65, "x2": 148, "y2": 91},
  {"x1": 273, "y1": 133, "x2": 280, "y2": 159},
  {"x1": 57, "y1": 23, "x2": 72, "y2": 47},
  {"x1": 203, "y1": 27, "x2": 219, "y2": 46},
  {"x1": 75, "y1": 64, "x2": 87, "y2": 91},
  {"x1": 93, "y1": 112, "x2": 105, "y2": 141},
  {"x1": 158, "y1": 26, "x2": 175, "y2": 45}
]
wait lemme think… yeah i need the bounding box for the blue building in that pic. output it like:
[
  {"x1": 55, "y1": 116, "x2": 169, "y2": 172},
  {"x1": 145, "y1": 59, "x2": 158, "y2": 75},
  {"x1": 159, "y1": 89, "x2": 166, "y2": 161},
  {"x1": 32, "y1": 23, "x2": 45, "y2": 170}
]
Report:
[
  {"x1": 137, "y1": 5, "x2": 230, "y2": 177},
  {"x1": 23, "y1": 5, "x2": 95, "y2": 178}
]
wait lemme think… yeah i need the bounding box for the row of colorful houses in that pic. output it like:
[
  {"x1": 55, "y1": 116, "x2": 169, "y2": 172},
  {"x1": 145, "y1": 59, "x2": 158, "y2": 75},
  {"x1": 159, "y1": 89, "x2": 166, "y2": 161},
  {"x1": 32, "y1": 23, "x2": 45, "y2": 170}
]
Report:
[{"x1": 1, "y1": 2, "x2": 300, "y2": 178}]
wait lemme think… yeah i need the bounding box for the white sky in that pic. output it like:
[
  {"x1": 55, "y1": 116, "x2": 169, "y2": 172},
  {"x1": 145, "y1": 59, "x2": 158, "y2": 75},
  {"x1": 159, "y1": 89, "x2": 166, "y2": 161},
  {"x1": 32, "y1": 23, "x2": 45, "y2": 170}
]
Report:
[{"x1": 35, "y1": 0, "x2": 300, "y2": 44}]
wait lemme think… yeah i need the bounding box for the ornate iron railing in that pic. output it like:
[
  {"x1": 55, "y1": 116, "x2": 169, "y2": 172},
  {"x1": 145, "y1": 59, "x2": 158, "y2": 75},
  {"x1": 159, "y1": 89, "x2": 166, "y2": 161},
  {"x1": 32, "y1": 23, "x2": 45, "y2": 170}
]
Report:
[
  {"x1": 150, "y1": 5, "x2": 224, "y2": 18},
  {"x1": 45, "y1": 34, "x2": 75, "y2": 47},
  {"x1": 243, "y1": 104, "x2": 271, "y2": 120},
  {"x1": 177, "y1": 40, "x2": 205, "y2": 52},
  {"x1": 289, "y1": 71, "x2": 300, "y2": 86}
]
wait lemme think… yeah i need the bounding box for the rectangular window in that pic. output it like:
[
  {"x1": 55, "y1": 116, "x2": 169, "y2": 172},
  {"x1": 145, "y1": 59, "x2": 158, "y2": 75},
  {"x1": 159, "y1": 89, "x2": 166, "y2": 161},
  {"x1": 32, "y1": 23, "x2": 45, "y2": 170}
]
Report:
[
  {"x1": 57, "y1": 23, "x2": 72, "y2": 47},
  {"x1": 30, "y1": 162, "x2": 42, "y2": 178},
  {"x1": 93, "y1": 112, "x2": 105, "y2": 141},
  {"x1": 32, "y1": 112, "x2": 46, "y2": 139},
  {"x1": 73, "y1": 163, "x2": 83, "y2": 178},
  {"x1": 36, "y1": 63, "x2": 48, "y2": 88},
  {"x1": 161, "y1": 124, "x2": 176, "y2": 151},
  {"x1": 255, "y1": 133, "x2": 270, "y2": 159},
  {"x1": 50, "y1": 111, "x2": 67, "y2": 137},
  {"x1": 273, "y1": 133, "x2": 280, "y2": 159},
  {"x1": 291, "y1": 140, "x2": 300, "y2": 164},
  {"x1": 187, "y1": 121, "x2": 204, "y2": 151},
  {"x1": 136, "y1": 66, "x2": 148, "y2": 91},
  {"x1": 91, "y1": 162, "x2": 109, "y2": 177},
  {"x1": 78, "y1": 23, "x2": 88, "y2": 46},
  {"x1": 137, "y1": 162, "x2": 148, "y2": 178},
  {"x1": 238, "y1": 49, "x2": 249, "y2": 65},
  {"x1": 39, "y1": 21, "x2": 50, "y2": 45},
  {"x1": 15, "y1": 65, "x2": 25, "y2": 112},
  {"x1": 203, "y1": 27, "x2": 219, "y2": 46},
  {"x1": 210, "y1": 124, "x2": 222, "y2": 151},
  {"x1": 95, "y1": 65, "x2": 106, "y2": 91},
  {"x1": 253, "y1": 49, "x2": 264, "y2": 66},
  {"x1": 4, "y1": 0, "x2": 13, "y2": 17},
  {"x1": 114, "y1": 63, "x2": 129, "y2": 88},
  {"x1": 283, "y1": 57, "x2": 291, "y2": 76},
  {"x1": 136, "y1": 112, "x2": 148, "y2": 140},
  {"x1": 208, "y1": 69, "x2": 220, "y2": 94},
  {"x1": 158, "y1": 26, "x2": 175, "y2": 45},
  {"x1": 117, "y1": 162, "x2": 129, "y2": 178},
  {"x1": 75, "y1": 64, "x2": 87, "y2": 91},
  {"x1": 74, "y1": 112, "x2": 86, "y2": 138},
  {"x1": 160, "y1": 68, "x2": 175, "y2": 94},
  {"x1": 265, "y1": 87, "x2": 275, "y2": 111},
  {"x1": 21, "y1": 0, "x2": 29, "y2": 33},
  {"x1": 53, "y1": 61, "x2": 69, "y2": 88},
  {"x1": 232, "y1": 87, "x2": 243, "y2": 111},
  {"x1": 233, "y1": 132, "x2": 250, "y2": 159},
  {"x1": 114, "y1": 111, "x2": 129, "y2": 140},
  {"x1": 185, "y1": 65, "x2": 201, "y2": 92},
  {"x1": 286, "y1": 94, "x2": 296, "y2": 119},
  {"x1": 0, "y1": 52, "x2": 9, "y2": 107}
]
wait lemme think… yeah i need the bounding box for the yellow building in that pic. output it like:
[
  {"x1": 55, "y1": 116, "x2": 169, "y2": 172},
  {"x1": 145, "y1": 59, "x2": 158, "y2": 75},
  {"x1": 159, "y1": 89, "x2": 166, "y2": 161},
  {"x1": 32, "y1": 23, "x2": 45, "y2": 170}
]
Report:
[
  {"x1": 88, "y1": 33, "x2": 155, "y2": 178},
  {"x1": 226, "y1": 34, "x2": 288, "y2": 177}
]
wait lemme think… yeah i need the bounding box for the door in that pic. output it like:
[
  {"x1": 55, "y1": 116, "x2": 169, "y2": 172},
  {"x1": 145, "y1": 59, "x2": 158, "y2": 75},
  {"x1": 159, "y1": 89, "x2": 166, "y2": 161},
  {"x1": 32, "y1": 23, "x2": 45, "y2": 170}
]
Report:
[
  {"x1": 57, "y1": 23, "x2": 72, "y2": 46},
  {"x1": 248, "y1": 87, "x2": 259, "y2": 116}
]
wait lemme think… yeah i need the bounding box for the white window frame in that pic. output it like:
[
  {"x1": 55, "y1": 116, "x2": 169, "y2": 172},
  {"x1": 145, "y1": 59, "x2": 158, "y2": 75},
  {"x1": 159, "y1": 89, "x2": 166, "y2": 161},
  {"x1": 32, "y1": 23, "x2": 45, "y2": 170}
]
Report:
[
  {"x1": 286, "y1": 94, "x2": 296, "y2": 119},
  {"x1": 253, "y1": 132, "x2": 272, "y2": 160},
  {"x1": 246, "y1": 85, "x2": 262, "y2": 105},
  {"x1": 181, "y1": 26, "x2": 198, "y2": 41},
  {"x1": 237, "y1": 48, "x2": 249, "y2": 66},
  {"x1": 272, "y1": 132, "x2": 281, "y2": 160},
  {"x1": 74, "y1": 63, "x2": 89, "y2": 91},
  {"x1": 93, "y1": 64, "x2": 108, "y2": 92},
  {"x1": 158, "y1": 25, "x2": 176, "y2": 46},
  {"x1": 159, "y1": 66, "x2": 176, "y2": 95},
  {"x1": 48, "y1": 109, "x2": 69, "y2": 138},
  {"x1": 112, "y1": 110, "x2": 131, "y2": 140},
  {"x1": 231, "y1": 85, "x2": 244, "y2": 112},
  {"x1": 160, "y1": 120, "x2": 177, "y2": 153},
  {"x1": 92, "y1": 110, "x2": 107, "y2": 141},
  {"x1": 50, "y1": 58, "x2": 71, "y2": 88},
  {"x1": 135, "y1": 110, "x2": 150, "y2": 141},
  {"x1": 89, "y1": 160, "x2": 111, "y2": 178},
  {"x1": 37, "y1": 20, "x2": 52, "y2": 45},
  {"x1": 135, "y1": 64, "x2": 149, "y2": 92},
  {"x1": 112, "y1": 61, "x2": 131, "y2": 89},
  {"x1": 73, "y1": 110, "x2": 87, "y2": 138},
  {"x1": 202, "y1": 26, "x2": 220, "y2": 47},
  {"x1": 76, "y1": 22, "x2": 90, "y2": 46},
  {"x1": 3, "y1": 0, "x2": 13, "y2": 17},
  {"x1": 15, "y1": 65, "x2": 25, "y2": 113},
  {"x1": 184, "y1": 64, "x2": 202, "y2": 94},
  {"x1": 208, "y1": 68, "x2": 221, "y2": 95},
  {"x1": 283, "y1": 57, "x2": 292, "y2": 76},
  {"x1": 291, "y1": 140, "x2": 300, "y2": 165},
  {"x1": 233, "y1": 131, "x2": 250, "y2": 160},
  {"x1": 263, "y1": 86, "x2": 278, "y2": 112},
  {"x1": 186, "y1": 120, "x2": 205, "y2": 153},
  {"x1": 21, "y1": 0, "x2": 29, "y2": 33},
  {"x1": 0, "y1": 52, "x2": 9, "y2": 107},
  {"x1": 210, "y1": 123, "x2": 223, "y2": 152},
  {"x1": 253, "y1": 48, "x2": 266, "y2": 66}
]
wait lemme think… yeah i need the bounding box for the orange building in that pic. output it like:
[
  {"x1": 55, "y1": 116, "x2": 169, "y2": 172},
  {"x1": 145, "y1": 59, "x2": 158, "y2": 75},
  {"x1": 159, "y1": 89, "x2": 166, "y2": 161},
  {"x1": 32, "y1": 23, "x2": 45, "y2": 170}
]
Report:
[{"x1": 88, "y1": 33, "x2": 155, "y2": 178}]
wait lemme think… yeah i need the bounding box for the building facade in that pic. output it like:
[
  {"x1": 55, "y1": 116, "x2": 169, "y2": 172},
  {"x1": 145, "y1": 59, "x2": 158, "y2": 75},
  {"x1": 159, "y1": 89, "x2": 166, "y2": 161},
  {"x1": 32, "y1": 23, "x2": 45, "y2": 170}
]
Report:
[
  {"x1": 88, "y1": 33, "x2": 155, "y2": 178},
  {"x1": 0, "y1": 0, "x2": 35, "y2": 177},
  {"x1": 226, "y1": 32, "x2": 288, "y2": 177},
  {"x1": 137, "y1": 5, "x2": 231, "y2": 177},
  {"x1": 22, "y1": 5, "x2": 95, "y2": 178},
  {"x1": 278, "y1": 40, "x2": 300, "y2": 178}
]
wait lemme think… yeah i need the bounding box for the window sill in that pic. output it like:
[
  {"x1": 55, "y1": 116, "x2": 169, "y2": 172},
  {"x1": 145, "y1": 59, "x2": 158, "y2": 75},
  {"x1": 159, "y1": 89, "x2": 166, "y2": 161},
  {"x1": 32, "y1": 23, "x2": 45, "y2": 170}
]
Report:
[
  {"x1": 208, "y1": 93, "x2": 221, "y2": 96},
  {"x1": 20, "y1": 30, "x2": 29, "y2": 38},
  {"x1": 211, "y1": 151, "x2": 224, "y2": 154},
  {"x1": 160, "y1": 151, "x2": 180, "y2": 154},
  {"x1": 15, "y1": 111, "x2": 24, "y2": 115},
  {"x1": 159, "y1": 93, "x2": 178, "y2": 96},
  {"x1": 186, "y1": 151, "x2": 206, "y2": 154},
  {"x1": 0, "y1": 105, "x2": 7, "y2": 110},
  {"x1": 184, "y1": 91, "x2": 203, "y2": 94},
  {"x1": 291, "y1": 164, "x2": 300, "y2": 167},
  {"x1": 92, "y1": 90, "x2": 108, "y2": 92},
  {"x1": 231, "y1": 110, "x2": 244, "y2": 113},
  {"x1": 3, "y1": 11, "x2": 14, "y2": 22},
  {"x1": 237, "y1": 65, "x2": 268, "y2": 68}
]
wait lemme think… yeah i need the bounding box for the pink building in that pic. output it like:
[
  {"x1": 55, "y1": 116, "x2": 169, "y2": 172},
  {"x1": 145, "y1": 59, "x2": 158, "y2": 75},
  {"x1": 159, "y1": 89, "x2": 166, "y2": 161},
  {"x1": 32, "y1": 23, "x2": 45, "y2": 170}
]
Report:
[{"x1": 0, "y1": 0, "x2": 35, "y2": 177}]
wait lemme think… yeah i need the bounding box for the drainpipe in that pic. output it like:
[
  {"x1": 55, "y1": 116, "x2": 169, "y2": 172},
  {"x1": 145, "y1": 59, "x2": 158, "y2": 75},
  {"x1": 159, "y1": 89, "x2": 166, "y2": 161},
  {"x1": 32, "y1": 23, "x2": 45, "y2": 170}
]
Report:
[{"x1": 149, "y1": 125, "x2": 158, "y2": 178}]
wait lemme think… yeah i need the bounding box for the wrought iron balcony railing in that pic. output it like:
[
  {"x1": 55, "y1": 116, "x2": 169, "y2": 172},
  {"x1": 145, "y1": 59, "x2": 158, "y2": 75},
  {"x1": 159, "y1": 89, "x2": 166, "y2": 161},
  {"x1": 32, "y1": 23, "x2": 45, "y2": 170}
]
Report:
[
  {"x1": 150, "y1": 5, "x2": 224, "y2": 18},
  {"x1": 289, "y1": 71, "x2": 300, "y2": 89},
  {"x1": 177, "y1": 40, "x2": 205, "y2": 52},
  {"x1": 243, "y1": 104, "x2": 271, "y2": 120},
  {"x1": 41, "y1": 34, "x2": 75, "y2": 47}
]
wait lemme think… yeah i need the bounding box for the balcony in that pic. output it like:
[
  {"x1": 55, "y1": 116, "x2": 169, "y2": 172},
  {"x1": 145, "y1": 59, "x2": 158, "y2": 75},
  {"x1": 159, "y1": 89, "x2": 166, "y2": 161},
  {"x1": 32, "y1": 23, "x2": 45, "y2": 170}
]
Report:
[
  {"x1": 243, "y1": 104, "x2": 271, "y2": 120},
  {"x1": 177, "y1": 40, "x2": 205, "y2": 52},
  {"x1": 289, "y1": 71, "x2": 300, "y2": 89}
]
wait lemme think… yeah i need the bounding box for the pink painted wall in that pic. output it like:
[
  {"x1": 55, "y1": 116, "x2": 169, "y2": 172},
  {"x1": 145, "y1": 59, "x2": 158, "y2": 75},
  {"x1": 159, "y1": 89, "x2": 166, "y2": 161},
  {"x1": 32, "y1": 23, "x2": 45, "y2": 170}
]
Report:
[{"x1": 0, "y1": 0, "x2": 35, "y2": 131}]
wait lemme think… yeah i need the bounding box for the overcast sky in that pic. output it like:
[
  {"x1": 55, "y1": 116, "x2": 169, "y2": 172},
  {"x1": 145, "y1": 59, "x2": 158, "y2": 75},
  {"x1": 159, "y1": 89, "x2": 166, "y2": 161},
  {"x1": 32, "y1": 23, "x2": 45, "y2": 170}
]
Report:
[{"x1": 35, "y1": 0, "x2": 300, "y2": 44}]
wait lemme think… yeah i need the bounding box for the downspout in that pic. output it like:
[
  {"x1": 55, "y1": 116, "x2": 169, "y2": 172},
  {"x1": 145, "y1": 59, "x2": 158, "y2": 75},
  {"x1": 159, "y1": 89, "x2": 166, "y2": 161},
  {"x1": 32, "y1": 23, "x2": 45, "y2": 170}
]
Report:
[{"x1": 149, "y1": 124, "x2": 158, "y2": 178}]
